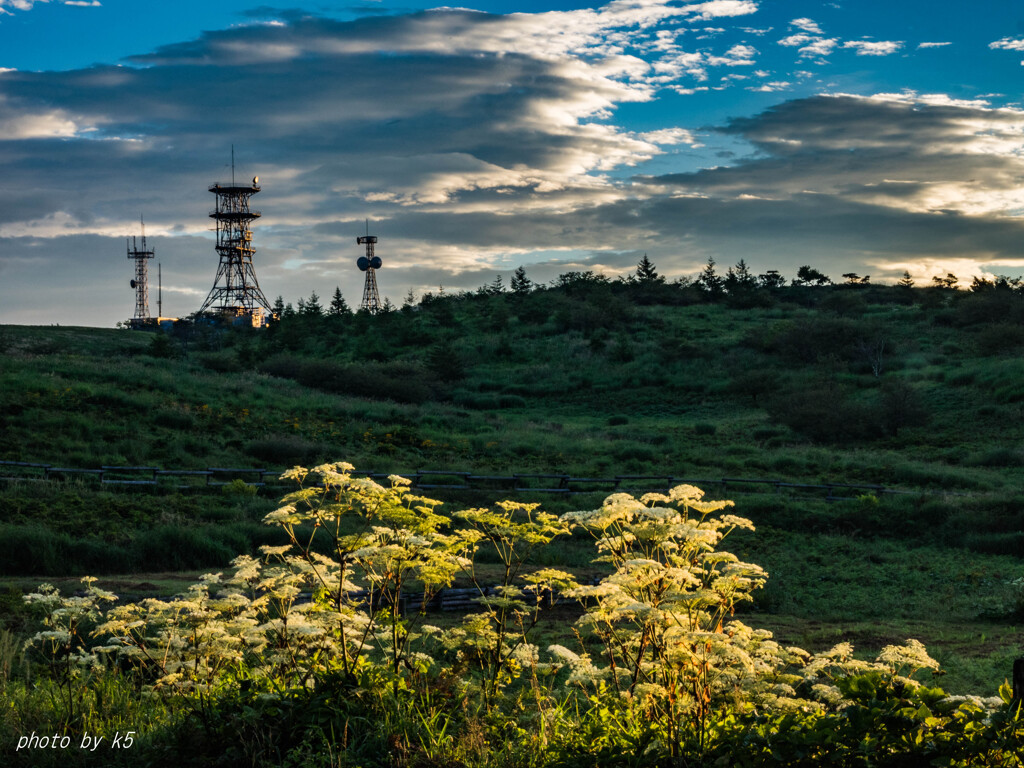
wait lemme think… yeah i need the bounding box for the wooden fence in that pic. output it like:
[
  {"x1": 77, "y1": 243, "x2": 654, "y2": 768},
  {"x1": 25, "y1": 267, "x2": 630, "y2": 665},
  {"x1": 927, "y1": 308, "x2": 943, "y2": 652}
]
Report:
[{"x1": 0, "y1": 459, "x2": 938, "y2": 502}]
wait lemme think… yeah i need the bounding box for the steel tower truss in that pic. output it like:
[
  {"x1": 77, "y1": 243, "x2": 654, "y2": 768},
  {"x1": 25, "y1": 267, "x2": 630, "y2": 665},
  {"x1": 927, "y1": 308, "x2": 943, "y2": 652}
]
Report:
[
  {"x1": 358, "y1": 235, "x2": 382, "y2": 313},
  {"x1": 198, "y1": 180, "x2": 272, "y2": 318},
  {"x1": 127, "y1": 229, "x2": 154, "y2": 320}
]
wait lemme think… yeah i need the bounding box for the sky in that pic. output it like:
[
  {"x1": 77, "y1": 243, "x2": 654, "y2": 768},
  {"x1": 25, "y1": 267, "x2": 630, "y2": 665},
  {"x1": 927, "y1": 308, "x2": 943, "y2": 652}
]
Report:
[{"x1": 1, "y1": 0, "x2": 1024, "y2": 326}]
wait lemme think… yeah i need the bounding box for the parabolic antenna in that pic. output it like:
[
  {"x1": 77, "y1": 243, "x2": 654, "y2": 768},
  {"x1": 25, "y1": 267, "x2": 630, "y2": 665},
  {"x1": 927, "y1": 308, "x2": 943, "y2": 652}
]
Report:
[
  {"x1": 253, "y1": 176, "x2": 259, "y2": 185},
  {"x1": 130, "y1": 279, "x2": 138, "y2": 288},
  {"x1": 357, "y1": 256, "x2": 370, "y2": 271},
  {"x1": 370, "y1": 256, "x2": 382, "y2": 270}
]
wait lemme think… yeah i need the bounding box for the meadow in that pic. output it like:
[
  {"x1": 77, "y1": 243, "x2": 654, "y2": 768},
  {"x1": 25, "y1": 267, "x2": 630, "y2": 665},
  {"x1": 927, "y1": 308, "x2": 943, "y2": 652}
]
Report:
[{"x1": 1, "y1": 270, "x2": 1023, "y2": 765}]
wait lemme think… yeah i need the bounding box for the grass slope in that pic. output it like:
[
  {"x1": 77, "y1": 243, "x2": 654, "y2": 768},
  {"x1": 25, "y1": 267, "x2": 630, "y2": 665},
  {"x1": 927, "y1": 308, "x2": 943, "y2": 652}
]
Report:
[{"x1": 1, "y1": 278, "x2": 1023, "y2": 692}]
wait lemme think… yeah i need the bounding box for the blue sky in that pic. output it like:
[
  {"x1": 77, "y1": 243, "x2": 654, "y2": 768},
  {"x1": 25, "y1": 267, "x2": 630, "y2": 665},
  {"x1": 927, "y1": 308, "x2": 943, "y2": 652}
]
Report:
[{"x1": 1, "y1": 0, "x2": 1023, "y2": 325}]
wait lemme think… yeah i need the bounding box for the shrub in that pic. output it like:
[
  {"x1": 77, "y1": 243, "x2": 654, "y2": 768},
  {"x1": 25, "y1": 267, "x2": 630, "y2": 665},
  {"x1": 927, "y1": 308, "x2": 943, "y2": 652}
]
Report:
[
  {"x1": 258, "y1": 355, "x2": 445, "y2": 404},
  {"x1": 246, "y1": 434, "x2": 323, "y2": 465}
]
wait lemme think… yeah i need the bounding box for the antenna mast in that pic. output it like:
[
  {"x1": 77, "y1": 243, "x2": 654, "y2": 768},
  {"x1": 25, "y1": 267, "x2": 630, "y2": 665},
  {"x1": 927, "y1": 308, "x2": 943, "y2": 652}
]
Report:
[
  {"x1": 127, "y1": 215, "x2": 155, "y2": 325},
  {"x1": 357, "y1": 223, "x2": 382, "y2": 313}
]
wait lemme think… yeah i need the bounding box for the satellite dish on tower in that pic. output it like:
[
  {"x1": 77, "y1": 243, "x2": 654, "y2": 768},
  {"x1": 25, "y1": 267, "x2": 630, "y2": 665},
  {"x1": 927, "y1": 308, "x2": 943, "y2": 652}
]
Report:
[
  {"x1": 356, "y1": 223, "x2": 383, "y2": 313},
  {"x1": 130, "y1": 279, "x2": 137, "y2": 288},
  {"x1": 253, "y1": 176, "x2": 259, "y2": 185}
]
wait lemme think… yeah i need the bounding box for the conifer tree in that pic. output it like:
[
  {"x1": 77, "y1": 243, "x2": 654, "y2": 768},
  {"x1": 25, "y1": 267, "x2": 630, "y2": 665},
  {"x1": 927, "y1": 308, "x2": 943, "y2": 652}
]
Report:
[
  {"x1": 329, "y1": 286, "x2": 351, "y2": 316},
  {"x1": 510, "y1": 266, "x2": 533, "y2": 294},
  {"x1": 897, "y1": 271, "x2": 915, "y2": 288},
  {"x1": 303, "y1": 291, "x2": 323, "y2": 317},
  {"x1": 697, "y1": 257, "x2": 725, "y2": 298},
  {"x1": 724, "y1": 259, "x2": 756, "y2": 291},
  {"x1": 635, "y1": 253, "x2": 664, "y2": 284}
]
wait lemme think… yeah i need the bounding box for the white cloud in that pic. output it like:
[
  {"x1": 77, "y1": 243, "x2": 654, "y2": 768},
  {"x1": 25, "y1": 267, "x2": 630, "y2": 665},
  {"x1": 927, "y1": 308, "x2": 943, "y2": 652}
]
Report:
[
  {"x1": 990, "y1": 37, "x2": 1024, "y2": 51},
  {"x1": 778, "y1": 33, "x2": 812, "y2": 47},
  {"x1": 707, "y1": 43, "x2": 758, "y2": 66},
  {"x1": 843, "y1": 40, "x2": 903, "y2": 56},
  {"x1": 0, "y1": 99, "x2": 90, "y2": 138},
  {"x1": 917, "y1": 41, "x2": 951, "y2": 49},
  {"x1": 0, "y1": 0, "x2": 99, "y2": 8},
  {"x1": 749, "y1": 81, "x2": 790, "y2": 92},
  {"x1": 789, "y1": 17, "x2": 822, "y2": 34},
  {"x1": 798, "y1": 37, "x2": 838, "y2": 58},
  {"x1": 778, "y1": 32, "x2": 838, "y2": 58},
  {"x1": 637, "y1": 127, "x2": 702, "y2": 146},
  {"x1": 680, "y1": 1, "x2": 758, "y2": 21}
]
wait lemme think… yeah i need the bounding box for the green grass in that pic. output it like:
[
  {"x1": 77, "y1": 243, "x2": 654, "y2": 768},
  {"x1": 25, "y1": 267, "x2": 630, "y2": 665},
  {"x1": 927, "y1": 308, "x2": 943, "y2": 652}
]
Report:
[{"x1": 2, "y1": 281, "x2": 1024, "y2": 700}]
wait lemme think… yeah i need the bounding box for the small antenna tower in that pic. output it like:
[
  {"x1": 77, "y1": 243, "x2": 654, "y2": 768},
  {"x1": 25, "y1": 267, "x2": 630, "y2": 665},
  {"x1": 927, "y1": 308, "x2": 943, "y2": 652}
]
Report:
[
  {"x1": 356, "y1": 220, "x2": 382, "y2": 313},
  {"x1": 127, "y1": 216, "x2": 155, "y2": 322},
  {"x1": 197, "y1": 155, "x2": 273, "y2": 325}
]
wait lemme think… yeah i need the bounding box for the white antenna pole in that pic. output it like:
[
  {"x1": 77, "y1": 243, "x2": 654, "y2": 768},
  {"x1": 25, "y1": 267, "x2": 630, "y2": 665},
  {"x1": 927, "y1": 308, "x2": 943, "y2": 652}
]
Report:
[{"x1": 158, "y1": 263, "x2": 162, "y2": 318}]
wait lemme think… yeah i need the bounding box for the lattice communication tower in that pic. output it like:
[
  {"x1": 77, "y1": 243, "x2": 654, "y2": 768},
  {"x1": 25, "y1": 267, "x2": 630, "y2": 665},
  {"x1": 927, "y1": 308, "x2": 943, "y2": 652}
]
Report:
[
  {"x1": 357, "y1": 227, "x2": 383, "y2": 313},
  {"x1": 127, "y1": 218, "x2": 154, "y2": 321},
  {"x1": 197, "y1": 174, "x2": 273, "y2": 325}
]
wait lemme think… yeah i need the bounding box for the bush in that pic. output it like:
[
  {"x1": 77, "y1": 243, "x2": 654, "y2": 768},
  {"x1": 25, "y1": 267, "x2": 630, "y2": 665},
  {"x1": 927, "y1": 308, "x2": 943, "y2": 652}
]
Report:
[
  {"x1": 246, "y1": 434, "x2": 323, "y2": 465},
  {"x1": 259, "y1": 355, "x2": 445, "y2": 404},
  {"x1": 132, "y1": 525, "x2": 236, "y2": 570},
  {"x1": 768, "y1": 383, "x2": 880, "y2": 442}
]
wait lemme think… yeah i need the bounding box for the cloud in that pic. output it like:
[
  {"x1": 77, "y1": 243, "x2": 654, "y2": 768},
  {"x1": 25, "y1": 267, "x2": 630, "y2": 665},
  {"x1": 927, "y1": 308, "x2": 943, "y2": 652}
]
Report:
[
  {"x1": 749, "y1": 81, "x2": 790, "y2": 92},
  {"x1": 681, "y1": 1, "x2": 758, "y2": 21},
  {"x1": 637, "y1": 127, "x2": 702, "y2": 146},
  {"x1": 629, "y1": 93, "x2": 1024, "y2": 278},
  {"x1": 778, "y1": 32, "x2": 838, "y2": 58},
  {"x1": 798, "y1": 37, "x2": 838, "y2": 58},
  {"x1": 647, "y1": 94, "x2": 1024, "y2": 217},
  {"x1": 0, "y1": 0, "x2": 99, "y2": 9},
  {"x1": 705, "y1": 43, "x2": 758, "y2": 67},
  {"x1": 788, "y1": 17, "x2": 822, "y2": 34},
  {"x1": 778, "y1": 33, "x2": 812, "y2": 47},
  {"x1": 917, "y1": 41, "x2": 951, "y2": 49},
  {"x1": 779, "y1": 19, "x2": 902, "y2": 60},
  {"x1": 843, "y1": 39, "x2": 903, "y2": 56},
  {"x1": 989, "y1": 37, "x2": 1024, "y2": 51}
]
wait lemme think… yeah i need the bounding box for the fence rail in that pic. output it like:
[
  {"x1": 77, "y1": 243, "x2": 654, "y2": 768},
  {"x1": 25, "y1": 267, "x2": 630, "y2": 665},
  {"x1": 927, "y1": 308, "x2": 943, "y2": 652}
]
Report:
[{"x1": 0, "y1": 459, "x2": 941, "y2": 501}]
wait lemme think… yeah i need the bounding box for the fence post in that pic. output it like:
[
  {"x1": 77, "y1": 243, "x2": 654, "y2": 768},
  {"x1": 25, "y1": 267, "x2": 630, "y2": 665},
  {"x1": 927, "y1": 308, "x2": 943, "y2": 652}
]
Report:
[{"x1": 1012, "y1": 658, "x2": 1024, "y2": 714}]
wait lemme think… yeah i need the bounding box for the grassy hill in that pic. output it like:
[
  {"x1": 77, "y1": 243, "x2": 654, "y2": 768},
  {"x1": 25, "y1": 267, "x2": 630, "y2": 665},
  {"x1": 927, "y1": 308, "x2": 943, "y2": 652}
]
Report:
[{"x1": 1, "y1": 274, "x2": 1023, "y2": 694}]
